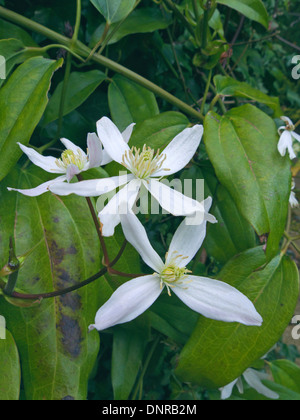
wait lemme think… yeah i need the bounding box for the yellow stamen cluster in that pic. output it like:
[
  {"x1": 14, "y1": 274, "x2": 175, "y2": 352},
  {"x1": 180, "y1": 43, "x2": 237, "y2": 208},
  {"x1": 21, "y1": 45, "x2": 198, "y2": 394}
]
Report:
[
  {"x1": 159, "y1": 252, "x2": 192, "y2": 296},
  {"x1": 284, "y1": 120, "x2": 295, "y2": 131},
  {"x1": 121, "y1": 145, "x2": 169, "y2": 179},
  {"x1": 55, "y1": 149, "x2": 87, "y2": 171}
]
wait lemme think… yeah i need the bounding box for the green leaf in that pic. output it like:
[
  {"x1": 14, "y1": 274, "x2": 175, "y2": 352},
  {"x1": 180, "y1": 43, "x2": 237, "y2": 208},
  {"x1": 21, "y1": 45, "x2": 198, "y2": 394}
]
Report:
[
  {"x1": 89, "y1": 8, "x2": 171, "y2": 46},
  {"x1": 0, "y1": 19, "x2": 38, "y2": 47},
  {"x1": 90, "y1": 0, "x2": 136, "y2": 24},
  {"x1": 0, "y1": 329, "x2": 21, "y2": 400},
  {"x1": 112, "y1": 320, "x2": 150, "y2": 400},
  {"x1": 0, "y1": 56, "x2": 62, "y2": 182},
  {"x1": 181, "y1": 164, "x2": 256, "y2": 264},
  {"x1": 0, "y1": 39, "x2": 41, "y2": 86},
  {"x1": 175, "y1": 248, "x2": 299, "y2": 389},
  {"x1": 261, "y1": 380, "x2": 300, "y2": 400},
  {"x1": 108, "y1": 74, "x2": 159, "y2": 132},
  {"x1": 214, "y1": 75, "x2": 282, "y2": 117},
  {"x1": 149, "y1": 293, "x2": 199, "y2": 345},
  {"x1": 43, "y1": 70, "x2": 107, "y2": 126},
  {"x1": 204, "y1": 105, "x2": 291, "y2": 260},
  {"x1": 0, "y1": 166, "x2": 104, "y2": 400},
  {"x1": 129, "y1": 111, "x2": 189, "y2": 150},
  {"x1": 270, "y1": 360, "x2": 300, "y2": 394},
  {"x1": 216, "y1": 0, "x2": 269, "y2": 28}
]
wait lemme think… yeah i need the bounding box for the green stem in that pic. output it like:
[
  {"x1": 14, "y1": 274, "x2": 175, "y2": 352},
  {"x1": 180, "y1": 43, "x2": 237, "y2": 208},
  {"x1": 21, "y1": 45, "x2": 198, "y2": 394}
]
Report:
[
  {"x1": 85, "y1": 22, "x2": 110, "y2": 63},
  {"x1": 209, "y1": 93, "x2": 221, "y2": 111},
  {"x1": 56, "y1": 51, "x2": 72, "y2": 140},
  {"x1": 131, "y1": 335, "x2": 161, "y2": 400},
  {"x1": 200, "y1": 69, "x2": 212, "y2": 115},
  {"x1": 56, "y1": 0, "x2": 81, "y2": 141},
  {"x1": 0, "y1": 6, "x2": 203, "y2": 121},
  {"x1": 294, "y1": 119, "x2": 300, "y2": 129},
  {"x1": 201, "y1": 9, "x2": 209, "y2": 49},
  {"x1": 290, "y1": 241, "x2": 300, "y2": 254},
  {"x1": 163, "y1": 0, "x2": 195, "y2": 36},
  {"x1": 192, "y1": 0, "x2": 201, "y2": 22},
  {"x1": 26, "y1": 44, "x2": 84, "y2": 62}
]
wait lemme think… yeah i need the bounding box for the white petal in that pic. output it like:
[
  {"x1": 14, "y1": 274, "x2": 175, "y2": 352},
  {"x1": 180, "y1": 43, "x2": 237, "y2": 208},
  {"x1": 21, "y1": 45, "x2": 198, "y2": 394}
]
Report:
[
  {"x1": 96, "y1": 117, "x2": 130, "y2": 164},
  {"x1": 86, "y1": 133, "x2": 103, "y2": 168},
  {"x1": 172, "y1": 275, "x2": 263, "y2": 326},
  {"x1": 143, "y1": 179, "x2": 216, "y2": 223},
  {"x1": 280, "y1": 116, "x2": 294, "y2": 126},
  {"x1": 167, "y1": 197, "x2": 213, "y2": 267},
  {"x1": 8, "y1": 175, "x2": 67, "y2": 197},
  {"x1": 243, "y1": 369, "x2": 279, "y2": 399},
  {"x1": 236, "y1": 377, "x2": 244, "y2": 394},
  {"x1": 60, "y1": 138, "x2": 86, "y2": 156},
  {"x1": 220, "y1": 379, "x2": 239, "y2": 400},
  {"x1": 100, "y1": 150, "x2": 114, "y2": 166},
  {"x1": 277, "y1": 131, "x2": 295, "y2": 158},
  {"x1": 66, "y1": 164, "x2": 81, "y2": 182},
  {"x1": 49, "y1": 174, "x2": 132, "y2": 197},
  {"x1": 99, "y1": 178, "x2": 141, "y2": 237},
  {"x1": 289, "y1": 191, "x2": 299, "y2": 208},
  {"x1": 100, "y1": 123, "x2": 134, "y2": 165},
  {"x1": 120, "y1": 211, "x2": 164, "y2": 272},
  {"x1": 153, "y1": 125, "x2": 203, "y2": 177},
  {"x1": 17, "y1": 143, "x2": 64, "y2": 174},
  {"x1": 292, "y1": 131, "x2": 300, "y2": 143},
  {"x1": 122, "y1": 123, "x2": 136, "y2": 144},
  {"x1": 89, "y1": 274, "x2": 163, "y2": 331}
]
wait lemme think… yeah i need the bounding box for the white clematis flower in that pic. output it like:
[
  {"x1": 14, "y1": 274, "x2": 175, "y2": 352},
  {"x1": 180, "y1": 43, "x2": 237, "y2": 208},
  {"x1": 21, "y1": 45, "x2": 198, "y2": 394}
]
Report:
[
  {"x1": 88, "y1": 201, "x2": 263, "y2": 331},
  {"x1": 220, "y1": 368, "x2": 279, "y2": 400},
  {"x1": 50, "y1": 117, "x2": 216, "y2": 236},
  {"x1": 289, "y1": 180, "x2": 299, "y2": 208},
  {"x1": 7, "y1": 124, "x2": 135, "y2": 197},
  {"x1": 277, "y1": 116, "x2": 300, "y2": 160}
]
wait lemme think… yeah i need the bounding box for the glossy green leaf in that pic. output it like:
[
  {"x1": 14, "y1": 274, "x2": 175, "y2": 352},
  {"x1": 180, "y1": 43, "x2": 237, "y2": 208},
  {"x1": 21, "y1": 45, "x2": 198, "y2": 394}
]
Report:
[
  {"x1": 0, "y1": 56, "x2": 62, "y2": 182},
  {"x1": 181, "y1": 164, "x2": 256, "y2": 264},
  {"x1": 261, "y1": 380, "x2": 300, "y2": 401},
  {"x1": 0, "y1": 39, "x2": 41, "y2": 87},
  {"x1": 0, "y1": 166, "x2": 104, "y2": 400},
  {"x1": 108, "y1": 74, "x2": 159, "y2": 132},
  {"x1": 175, "y1": 248, "x2": 299, "y2": 388},
  {"x1": 216, "y1": 0, "x2": 269, "y2": 28},
  {"x1": 89, "y1": 8, "x2": 171, "y2": 46},
  {"x1": 270, "y1": 360, "x2": 300, "y2": 394},
  {"x1": 90, "y1": 0, "x2": 136, "y2": 24},
  {"x1": 204, "y1": 105, "x2": 291, "y2": 260},
  {"x1": 214, "y1": 75, "x2": 282, "y2": 117},
  {"x1": 0, "y1": 329, "x2": 21, "y2": 400},
  {"x1": 149, "y1": 293, "x2": 199, "y2": 345},
  {"x1": 112, "y1": 320, "x2": 150, "y2": 400},
  {"x1": 43, "y1": 70, "x2": 107, "y2": 126},
  {"x1": 0, "y1": 19, "x2": 38, "y2": 47},
  {"x1": 129, "y1": 111, "x2": 189, "y2": 150}
]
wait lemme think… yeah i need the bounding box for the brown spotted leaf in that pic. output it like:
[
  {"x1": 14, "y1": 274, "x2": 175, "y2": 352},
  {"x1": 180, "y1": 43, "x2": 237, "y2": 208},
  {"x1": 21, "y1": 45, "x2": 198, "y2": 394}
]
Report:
[{"x1": 0, "y1": 166, "x2": 112, "y2": 400}]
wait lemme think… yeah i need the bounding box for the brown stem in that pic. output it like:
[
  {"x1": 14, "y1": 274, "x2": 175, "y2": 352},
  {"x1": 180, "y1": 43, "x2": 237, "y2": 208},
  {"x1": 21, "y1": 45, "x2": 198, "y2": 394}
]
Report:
[
  {"x1": 76, "y1": 174, "x2": 110, "y2": 265},
  {"x1": 109, "y1": 240, "x2": 128, "y2": 267},
  {"x1": 108, "y1": 267, "x2": 144, "y2": 278},
  {"x1": 10, "y1": 267, "x2": 107, "y2": 300}
]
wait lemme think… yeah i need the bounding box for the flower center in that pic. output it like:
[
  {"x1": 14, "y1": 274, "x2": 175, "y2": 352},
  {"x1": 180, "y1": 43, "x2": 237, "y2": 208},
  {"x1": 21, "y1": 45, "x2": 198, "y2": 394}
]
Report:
[
  {"x1": 159, "y1": 251, "x2": 192, "y2": 296},
  {"x1": 121, "y1": 145, "x2": 169, "y2": 179},
  {"x1": 286, "y1": 122, "x2": 295, "y2": 131},
  {"x1": 55, "y1": 149, "x2": 88, "y2": 171}
]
